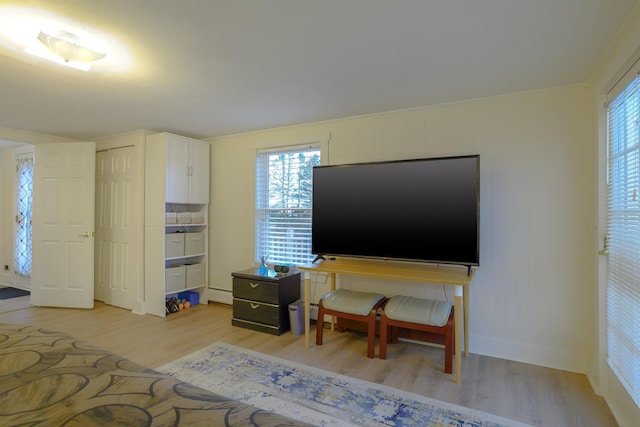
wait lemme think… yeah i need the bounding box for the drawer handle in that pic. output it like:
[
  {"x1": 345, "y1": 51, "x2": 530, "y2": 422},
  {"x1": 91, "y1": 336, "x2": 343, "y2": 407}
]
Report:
[
  {"x1": 250, "y1": 303, "x2": 260, "y2": 309},
  {"x1": 250, "y1": 282, "x2": 260, "y2": 289}
]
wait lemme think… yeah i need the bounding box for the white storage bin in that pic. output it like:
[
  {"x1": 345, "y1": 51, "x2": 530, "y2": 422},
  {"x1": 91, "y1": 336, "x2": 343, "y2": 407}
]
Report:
[
  {"x1": 165, "y1": 212, "x2": 177, "y2": 224},
  {"x1": 165, "y1": 265, "x2": 186, "y2": 292},
  {"x1": 165, "y1": 233, "x2": 184, "y2": 258},
  {"x1": 190, "y1": 211, "x2": 205, "y2": 224},
  {"x1": 177, "y1": 212, "x2": 191, "y2": 224},
  {"x1": 186, "y1": 263, "x2": 205, "y2": 287},
  {"x1": 184, "y1": 231, "x2": 204, "y2": 255}
]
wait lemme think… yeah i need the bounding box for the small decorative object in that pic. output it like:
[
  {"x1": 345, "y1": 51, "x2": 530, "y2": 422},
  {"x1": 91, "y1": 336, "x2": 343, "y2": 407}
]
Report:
[
  {"x1": 274, "y1": 264, "x2": 290, "y2": 274},
  {"x1": 259, "y1": 255, "x2": 269, "y2": 272}
]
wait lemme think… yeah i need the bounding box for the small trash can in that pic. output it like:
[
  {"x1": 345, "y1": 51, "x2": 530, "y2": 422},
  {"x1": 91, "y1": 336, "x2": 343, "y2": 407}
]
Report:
[{"x1": 289, "y1": 300, "x2": 305, "y2": 335}]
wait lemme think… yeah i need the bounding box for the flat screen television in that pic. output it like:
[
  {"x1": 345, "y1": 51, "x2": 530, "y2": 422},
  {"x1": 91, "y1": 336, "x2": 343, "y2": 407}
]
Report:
[{"x1": 311, "y1": 154, "x2": 479, "y2": 268}]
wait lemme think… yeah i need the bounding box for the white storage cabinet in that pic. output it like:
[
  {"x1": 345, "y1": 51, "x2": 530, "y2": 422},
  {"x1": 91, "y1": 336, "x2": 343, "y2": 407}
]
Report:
[{"x1": 145, "y1": 132, "x2": 210, "y2": 317}]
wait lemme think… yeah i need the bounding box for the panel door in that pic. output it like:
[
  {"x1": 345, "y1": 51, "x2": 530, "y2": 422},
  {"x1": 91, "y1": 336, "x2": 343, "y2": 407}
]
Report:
[
  {"x1": 95, "y1": 146, "x2": 141, "y2": 310},
  {"x1": 31, "y1": 142, "x2": 96, "y2": 308}
]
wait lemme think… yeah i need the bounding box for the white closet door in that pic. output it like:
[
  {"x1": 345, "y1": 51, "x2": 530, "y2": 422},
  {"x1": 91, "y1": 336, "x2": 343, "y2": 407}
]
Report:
[{"x1": 95, "y1": 146, "x2": 140, "y2": 310}]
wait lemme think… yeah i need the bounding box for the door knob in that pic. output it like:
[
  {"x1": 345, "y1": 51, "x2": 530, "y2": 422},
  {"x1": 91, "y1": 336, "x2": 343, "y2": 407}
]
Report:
[{"x1": 80, "y1": 232, "x2": 94, "y2": 238}]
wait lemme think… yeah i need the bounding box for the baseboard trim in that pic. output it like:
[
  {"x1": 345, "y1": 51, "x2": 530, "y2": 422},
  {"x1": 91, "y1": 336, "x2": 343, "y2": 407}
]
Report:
[
  {"x1": 207, "y1": 288, "x2": 232, "y2": 305},
  {"x1": 469, "y1": 335, "x2": 588, "y2": 374}
]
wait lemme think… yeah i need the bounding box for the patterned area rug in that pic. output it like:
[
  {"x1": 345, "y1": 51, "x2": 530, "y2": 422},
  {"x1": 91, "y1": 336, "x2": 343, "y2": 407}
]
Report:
[{"x1": 158, "y1": 342, "x2": 532, "y2": 427}]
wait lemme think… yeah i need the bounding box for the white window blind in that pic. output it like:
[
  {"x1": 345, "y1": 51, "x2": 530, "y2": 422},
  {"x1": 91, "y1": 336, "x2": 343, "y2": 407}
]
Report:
[
  {"x1": 256, "y1": 145, "x2": 321, "y2": 265},
  {"x1": 606, "y1": 74, "x2": 640, "y2": 407}
]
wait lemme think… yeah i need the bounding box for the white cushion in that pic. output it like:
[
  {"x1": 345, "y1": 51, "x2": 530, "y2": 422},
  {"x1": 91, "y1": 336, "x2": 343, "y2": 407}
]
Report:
[
  {"x1": 321, "y1": 289, "x2": 386, "y2": 316},
  {"x1": 384, "y1": 295, "x2": 452, "y2": 327}
]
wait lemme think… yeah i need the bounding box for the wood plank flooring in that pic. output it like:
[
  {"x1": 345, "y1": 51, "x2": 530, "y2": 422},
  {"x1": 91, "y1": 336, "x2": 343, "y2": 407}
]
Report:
[{"x1": 0, "y1": 299, "x2": 617, "y2": 427}]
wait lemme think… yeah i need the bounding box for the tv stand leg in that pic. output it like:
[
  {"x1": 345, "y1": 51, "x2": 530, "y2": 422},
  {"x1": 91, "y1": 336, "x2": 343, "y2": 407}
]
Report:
[
  {"x1": 454, "y1": 287, "x2": 463, "y2": 384},
  {"x1": 463, "y1": 286, "x2": 469, "y2": 358}
]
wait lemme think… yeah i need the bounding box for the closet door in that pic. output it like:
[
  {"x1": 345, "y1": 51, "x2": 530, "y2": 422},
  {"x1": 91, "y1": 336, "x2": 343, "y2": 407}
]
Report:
[{"x1": 95, "y1": 146, "x2": 141, "y2": 310}]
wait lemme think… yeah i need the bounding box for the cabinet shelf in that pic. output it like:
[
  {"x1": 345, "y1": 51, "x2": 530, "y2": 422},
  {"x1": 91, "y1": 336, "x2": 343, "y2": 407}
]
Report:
[
  {"x1": 166, "y1": 283, "x2": 206, "y2": 296},
  {"x1": 165, "y1": 253, "x2": 206, "y2": 262}
]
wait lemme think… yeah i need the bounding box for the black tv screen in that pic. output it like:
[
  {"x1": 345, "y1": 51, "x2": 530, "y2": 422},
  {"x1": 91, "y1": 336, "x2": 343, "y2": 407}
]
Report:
[{"x1": 312, "y1": 155, "x2": 479, "y2": 266}]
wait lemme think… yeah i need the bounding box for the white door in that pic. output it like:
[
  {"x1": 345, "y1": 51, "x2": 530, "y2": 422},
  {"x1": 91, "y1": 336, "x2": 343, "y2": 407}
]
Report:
[
  {"x1": 31, "y1": 142, "x2": 96, "y2": 308},
  {"x1": 95, "y1": 146, "x2": 140, "y2": 310}
]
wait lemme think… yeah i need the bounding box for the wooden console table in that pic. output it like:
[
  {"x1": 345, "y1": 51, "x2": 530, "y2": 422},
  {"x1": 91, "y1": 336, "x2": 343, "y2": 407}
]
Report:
[{"x1": 298, "y1": 257, "x2": 475, "y2": 384}]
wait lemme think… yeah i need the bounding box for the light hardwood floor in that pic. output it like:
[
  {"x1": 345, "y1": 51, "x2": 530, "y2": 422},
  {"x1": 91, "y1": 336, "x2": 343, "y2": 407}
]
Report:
[{"x1": 0, "y1": 298, "x2": 617, "y2": 427}]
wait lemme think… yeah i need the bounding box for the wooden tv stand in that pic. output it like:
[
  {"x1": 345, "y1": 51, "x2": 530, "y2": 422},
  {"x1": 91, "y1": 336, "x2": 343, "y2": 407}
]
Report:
[{"x1": 298, "y1": 257, "x2": 475, "y2": 384}]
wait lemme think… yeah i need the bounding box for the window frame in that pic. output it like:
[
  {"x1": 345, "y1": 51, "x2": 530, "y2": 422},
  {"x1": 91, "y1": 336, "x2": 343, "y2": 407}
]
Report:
[
  {"x1": 255, "y1": 143, "x2": 322, "y2": 266},
  {"x1": 604, "y1": 71, "x2": 640, "y2": 408}
]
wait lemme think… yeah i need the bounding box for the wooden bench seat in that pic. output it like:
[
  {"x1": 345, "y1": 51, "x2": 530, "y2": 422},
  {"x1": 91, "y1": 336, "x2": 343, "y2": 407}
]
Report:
[
  {"x1": 380, "y1": 295, "x2": 455, "y2": 374},
  {"x1": 316, "y1": 289, "x2": 386, "y2": 358}
]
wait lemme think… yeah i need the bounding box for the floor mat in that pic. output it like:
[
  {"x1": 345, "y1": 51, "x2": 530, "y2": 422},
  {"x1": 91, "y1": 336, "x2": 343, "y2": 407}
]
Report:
[{"x1": 0, "y1": 287, "x2": 30, "y2": 300}]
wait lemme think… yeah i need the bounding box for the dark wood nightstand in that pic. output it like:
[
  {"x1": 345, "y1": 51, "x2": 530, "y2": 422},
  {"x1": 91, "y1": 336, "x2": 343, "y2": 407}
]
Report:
[{"x1": 231, "y1": 268, "x2": 301, "y2": 335}]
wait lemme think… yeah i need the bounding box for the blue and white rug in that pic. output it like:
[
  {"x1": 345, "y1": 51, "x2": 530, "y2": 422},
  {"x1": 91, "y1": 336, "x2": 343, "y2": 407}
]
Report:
[{"x1": 157, "y1": 342, "x2": 532, "y2": 427}]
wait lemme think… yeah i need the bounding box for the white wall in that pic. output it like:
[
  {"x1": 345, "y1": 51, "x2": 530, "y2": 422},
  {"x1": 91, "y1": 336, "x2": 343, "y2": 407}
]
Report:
[{"x1": 207, "y1": 84, "x2": 597, "y2": 374}]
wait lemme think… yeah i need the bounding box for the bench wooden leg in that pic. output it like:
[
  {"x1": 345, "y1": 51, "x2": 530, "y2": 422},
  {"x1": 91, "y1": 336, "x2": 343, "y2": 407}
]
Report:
[
  {"x1": 315, "y1": 300, "x2": 325, "y2": 346},
  {"x1": 366, "y1": 309, "x2": 377, "y2": 358},
  {"x1": 379, "y1": 310, "x2": 389, "y2": 359},
  {"x1": 444, "y1": 313, "x2": 453, "y2": 374}
]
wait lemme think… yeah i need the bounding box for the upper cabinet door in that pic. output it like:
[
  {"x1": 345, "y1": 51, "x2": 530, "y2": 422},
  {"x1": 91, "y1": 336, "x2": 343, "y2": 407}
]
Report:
[
  {"x1": 188, "y1": 140, "x2": 209, "y2": 204},
  {"x1": 160, "y1": 133, "x2": 210, "y2": 204},
  {"x1": 166, "y1": 136, "x2": 190, "y2": 203}
]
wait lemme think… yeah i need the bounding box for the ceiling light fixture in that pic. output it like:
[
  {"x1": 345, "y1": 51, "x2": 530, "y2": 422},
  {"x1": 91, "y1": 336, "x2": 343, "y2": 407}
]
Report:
[
  {"x1": 0, "y1": 5, "x2": 133, "y2": 72},
  {"x1": 37, "y1": 30, "x2": 106, "y2": 64}
]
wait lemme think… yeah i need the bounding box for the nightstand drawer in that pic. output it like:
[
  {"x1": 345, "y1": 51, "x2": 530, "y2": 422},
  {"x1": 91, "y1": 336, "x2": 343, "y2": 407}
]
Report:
[
  {"x1": 233, "y1": 278, "x2": 279, "y2": 304},
  {"x1": 233, "y1": 298, "x2": 280, "y2": 326}
]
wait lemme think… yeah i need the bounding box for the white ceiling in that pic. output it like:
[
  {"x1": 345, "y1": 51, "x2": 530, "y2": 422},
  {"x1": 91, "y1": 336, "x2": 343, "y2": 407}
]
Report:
[{"x1": 0, "y1": 0, "x2": 637, "y2": 142}]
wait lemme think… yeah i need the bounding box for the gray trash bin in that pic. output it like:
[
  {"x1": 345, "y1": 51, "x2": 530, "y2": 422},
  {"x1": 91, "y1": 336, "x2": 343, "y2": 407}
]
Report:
[{"x1": 289, "y1": 300, "x2": 305, "y2": 335}]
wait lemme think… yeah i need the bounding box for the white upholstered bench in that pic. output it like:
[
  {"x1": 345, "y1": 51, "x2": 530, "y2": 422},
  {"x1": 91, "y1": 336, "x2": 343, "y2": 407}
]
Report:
[
  {"x1": 316, "y1": 288, "x2": 387, "y2": 358},
  {"x1": 380, "y1": 295, "x2": 454, "y2": 374}
]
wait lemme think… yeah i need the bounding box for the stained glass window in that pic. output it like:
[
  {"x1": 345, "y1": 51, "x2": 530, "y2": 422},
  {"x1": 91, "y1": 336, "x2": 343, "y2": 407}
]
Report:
[{"x1": 15, "y1": 153, "x2": 33, "y2": 277}]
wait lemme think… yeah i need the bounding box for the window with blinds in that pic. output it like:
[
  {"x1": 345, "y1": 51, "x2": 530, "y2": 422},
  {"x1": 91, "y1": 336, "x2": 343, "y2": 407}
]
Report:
[
  {"x1": 606, "y1": 74, "x2": 640, "y2": 407},
  {"x1": 256, "y1": 145, "x2": 321, "y2": 265}
]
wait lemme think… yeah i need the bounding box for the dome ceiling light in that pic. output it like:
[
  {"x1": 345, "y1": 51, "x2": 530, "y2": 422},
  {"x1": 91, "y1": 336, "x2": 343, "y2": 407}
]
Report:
[
  {"x1": 0, "y1": 5, "x2": 131, "y2": 72},
  {"x1": 37, "y1": 30, "x2": 106, "y2": 65}
]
